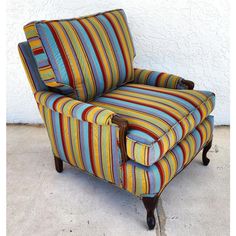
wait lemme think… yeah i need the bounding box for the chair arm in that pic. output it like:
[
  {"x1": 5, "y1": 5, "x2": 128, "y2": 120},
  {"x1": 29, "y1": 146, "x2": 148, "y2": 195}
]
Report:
[
  {"x1": 35, "y1": 91, "x2": 130, "y2": 163},
  {"x1": 35, "y1": 91, "x2": 115, "y2": 125},
  {"x1": 133, "y1": 68, "x2": 194, "y2": 90}
]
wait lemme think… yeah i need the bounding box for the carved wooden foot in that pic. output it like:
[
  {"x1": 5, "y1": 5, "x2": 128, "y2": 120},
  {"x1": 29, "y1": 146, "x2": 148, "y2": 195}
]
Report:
[
  {"x1": 54, "y1": 156, "x2": 63, "y2": 173},
  {"x1": 142, "y1": 196, "x2": 159, "y2": 230},
  {"x1": 202, "y1": 138, "x2": 213, "y2": 166}
]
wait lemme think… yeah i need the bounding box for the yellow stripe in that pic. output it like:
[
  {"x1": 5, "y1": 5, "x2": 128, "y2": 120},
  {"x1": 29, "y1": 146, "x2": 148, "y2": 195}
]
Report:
[
  {"x1": 106, "y1": 12, "x2": 132, "y2": 80},
  {"x1": 81, "y1": 18, "x2": 113, "y2": 89},
  {"x1": 44, "y1": 107, "x2": 59, "y2": 157},
  {"x1": 92, "y1": 124, "x2": 103, "y2": 178},
  {"x1": 113, "y1": 10, "x2": 135, "y2": 58},
  {"x1": 89, "y1": 17, "x2": 119, "y2": 83},
  {"x1": 64, "y1": 21, "x2": 95, "y2": 100},
  {"x1": 63, "y1": 116, "x2": 76, "y2": 166},
  {"x1": 70, "y1": 118, "x2": 85, "y2": 170}
]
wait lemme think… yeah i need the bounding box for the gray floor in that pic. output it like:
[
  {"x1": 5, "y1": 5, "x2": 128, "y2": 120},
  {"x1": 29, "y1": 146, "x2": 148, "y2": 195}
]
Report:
[{"x1": 7, "y1": 125, "x2": 230, "y2": 236}]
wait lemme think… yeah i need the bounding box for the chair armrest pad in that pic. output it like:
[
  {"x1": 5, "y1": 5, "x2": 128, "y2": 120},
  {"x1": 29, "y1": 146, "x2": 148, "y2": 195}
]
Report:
[
  {"x1": 35, "y1": 91, "x2": 115, "y2": 125},
  {"x1": 133, "y1": 68, "x2": 194, "y2": 90}
]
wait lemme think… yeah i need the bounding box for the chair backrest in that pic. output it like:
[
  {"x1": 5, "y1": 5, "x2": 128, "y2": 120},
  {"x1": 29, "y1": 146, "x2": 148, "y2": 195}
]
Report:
[{"x1": 23, "y1": 9, "x2": 135, "y2": 101}]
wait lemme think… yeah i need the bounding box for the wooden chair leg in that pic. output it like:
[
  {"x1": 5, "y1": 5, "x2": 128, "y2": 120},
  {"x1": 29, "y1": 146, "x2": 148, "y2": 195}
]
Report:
[
  {"x1": 54, "y1": 156, "x2": 63, "y2": 173},
  {"x1": 202, "y1": 137, "x2": 213, "y2": 166},
  {"x1": 142, "y1": 196, "x2": 159, "y2": 230}
]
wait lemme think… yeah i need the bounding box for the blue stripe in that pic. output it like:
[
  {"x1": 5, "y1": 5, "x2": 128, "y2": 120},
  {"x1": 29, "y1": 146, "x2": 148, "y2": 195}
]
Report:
[
  {"x1": 19, "y1": 42, "x2": 48, "y2": 92},
  {"x1": 97, "y1": 15, "x2": 126, "y2": 84},
  {"x1": 37, "y1": 23, "x2": 69, "y2": 84},
  {"x1": 71, "y1": 20, "x2": 104, "y2": 95},
  {"x1": 52, "y1": 111, "x2": 67, "y2": 162},
  {"x1": 147, "y1": 71, "x2": 161, "y2": 85}
]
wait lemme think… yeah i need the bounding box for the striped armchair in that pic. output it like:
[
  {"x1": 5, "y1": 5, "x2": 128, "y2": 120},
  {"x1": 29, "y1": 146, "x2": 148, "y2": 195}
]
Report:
[{"x1": 18, "y1": 9, "x2": 215, "y2": 230}]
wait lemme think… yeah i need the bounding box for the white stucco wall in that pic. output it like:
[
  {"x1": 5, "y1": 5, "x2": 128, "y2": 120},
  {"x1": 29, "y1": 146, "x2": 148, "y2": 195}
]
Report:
[{"x1": 7, "y1": 0, "x2": 230, "y2": 125}]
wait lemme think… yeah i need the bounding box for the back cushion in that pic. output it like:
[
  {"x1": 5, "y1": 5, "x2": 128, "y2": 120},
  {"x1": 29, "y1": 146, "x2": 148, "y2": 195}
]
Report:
[{"x1": 24, "y1": 9, "x2": 135, "y2": 101}]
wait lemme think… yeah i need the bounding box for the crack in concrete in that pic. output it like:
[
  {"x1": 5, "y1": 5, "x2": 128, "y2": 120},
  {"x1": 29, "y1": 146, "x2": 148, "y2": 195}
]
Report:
[{"x1": 156, "y1": 198, "x2": 167, "y2": 236}]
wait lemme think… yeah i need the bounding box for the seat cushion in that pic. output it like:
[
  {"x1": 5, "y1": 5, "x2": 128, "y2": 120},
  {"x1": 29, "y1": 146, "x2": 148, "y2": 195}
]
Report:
[
  {"x1": 90, "y1": 84, "x2": 215, "y2": 166},
  {"x1": 23, "y1": 9, "x2": 135, "y2": 101},
  {"x1": 122, "y1": 115, "x2": 214, "y2": 197}
]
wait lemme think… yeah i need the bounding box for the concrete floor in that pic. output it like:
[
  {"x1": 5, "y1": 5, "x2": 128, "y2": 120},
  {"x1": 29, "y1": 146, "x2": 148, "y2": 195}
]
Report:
[{"x1": 7, "y1": 125, "x2": 230, "y2": 236}]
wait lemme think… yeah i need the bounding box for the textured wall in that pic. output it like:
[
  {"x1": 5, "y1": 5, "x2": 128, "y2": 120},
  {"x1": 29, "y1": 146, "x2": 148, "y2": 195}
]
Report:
[{"x1": 7, "y1": 0, "x2": 230, "y2": 125}]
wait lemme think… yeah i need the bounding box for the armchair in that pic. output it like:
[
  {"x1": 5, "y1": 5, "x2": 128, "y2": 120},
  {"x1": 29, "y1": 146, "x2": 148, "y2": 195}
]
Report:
[{"x1": 19, "y1": 9, "x2": 215, "y2": 230}]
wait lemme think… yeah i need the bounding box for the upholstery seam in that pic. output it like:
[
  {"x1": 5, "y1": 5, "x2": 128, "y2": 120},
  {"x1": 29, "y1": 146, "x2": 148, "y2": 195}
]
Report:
[{"x1": 126, "y1": 94, "x2": 215, "y2": 148}]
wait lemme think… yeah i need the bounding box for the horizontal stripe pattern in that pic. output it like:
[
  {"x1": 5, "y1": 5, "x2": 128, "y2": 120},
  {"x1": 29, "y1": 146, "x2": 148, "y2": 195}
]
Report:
[
  {"x1": 134, "y1": 68, "x2": 185, "y2": 89},
  {"x1": 35, "y1": 91, "x2": 115, "y2": 125},
  {"x1": 122, "y1": 116, "x2": 214, "y2": 197},
  {"x1": 24, "y1": 9, "x2": 135, "y2": 101},
  {"x1": 91, "y1": 83, "x2": 215, "y2": 166},
  {"x1": 38, "y1": 104, "x2": 121, "y2": 185}
]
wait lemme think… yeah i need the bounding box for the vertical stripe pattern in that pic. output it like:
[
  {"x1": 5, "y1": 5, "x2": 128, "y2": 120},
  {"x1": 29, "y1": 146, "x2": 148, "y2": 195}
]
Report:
[
  {"x1": 38, "y1": 104, "x2": 121, "y2": 185},
  {"x1": 24, "y1": 9, "x2": 135, "y2": 101},
  {"x1": 122, "y1": 115, "x2": 214, "y2": 196}
]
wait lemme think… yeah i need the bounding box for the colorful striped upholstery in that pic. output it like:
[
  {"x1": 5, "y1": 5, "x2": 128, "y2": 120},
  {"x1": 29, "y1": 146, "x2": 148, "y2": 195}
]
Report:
[
  {"x1": 19, "y1": 10, "x2": 216, "y2": 217},
  {"x1": 24, "y1": 9, "x2": 135, "y2": 101},
  {"x1": 18, "y1": 42, "x2": 48, "y2": 93},
  {"x1": 134, "y1": 68, "x2": 187, "y2": 89},
  {"x1": 91, "y1": 84, "x2": 215, "y2": 166},
  {"x1": 18, "y1": 42, "x2": 77, "y2": 98},
  {"x1": 35, "y1": 91, "x2": 115, "y2": 126},
  {"x1": 37, "y1": 101, "x2": 121, "y2": 185},
  {"x1": 122, "y1": 115, "x2": 214, "y2": 197}
]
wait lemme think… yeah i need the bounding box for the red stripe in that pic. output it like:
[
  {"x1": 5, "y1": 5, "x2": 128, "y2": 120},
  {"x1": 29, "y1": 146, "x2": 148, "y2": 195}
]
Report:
[
  {"x1": 156, "y1": 73, "x2": 164, "y2": 86},
  {"x1": 99, "y1": 128, "x2": 105, "y2": 178},
  {"x1": 196, "y1": 125, "x2": 204, "y2": 148},
  {"x1": 33, "y1": 47, "x2": 44, "y2": 55},
  {"x1": 128, "y1": 124, "x2": 158, "y2": 140},
  {"x1": 156, "y1": 163, "x2": 164, "y2": 190},
  {"x1": 52, "y1": 97, "x2": 63, "y2": 111},
  {"x1": 46, "y1": 22, "x2": 75, "y2": 87},
  {"x1": 157, "y1": 139, "x2": 165, "y2": 159},
  {"x1": 147, "y1": 148, "x2": 150, "y2": 166},
  {"x1": 179, "y1": 143, "x2": 187, "y2": 165},
  {"x1": 81, "y1": 106, "x2": 94, "y2": 121}
]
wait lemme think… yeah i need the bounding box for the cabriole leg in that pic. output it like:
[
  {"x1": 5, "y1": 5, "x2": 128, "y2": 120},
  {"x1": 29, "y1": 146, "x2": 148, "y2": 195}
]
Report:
[
  {"x1": 202, "y1": 138, "x2": 213, "y2": 166},
  {"x1": 142, "y1": 196, "x2": 159, "y2": 230},
  {"x1": 54, "y1": 156, "x2": 63, "y2": 173}
]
